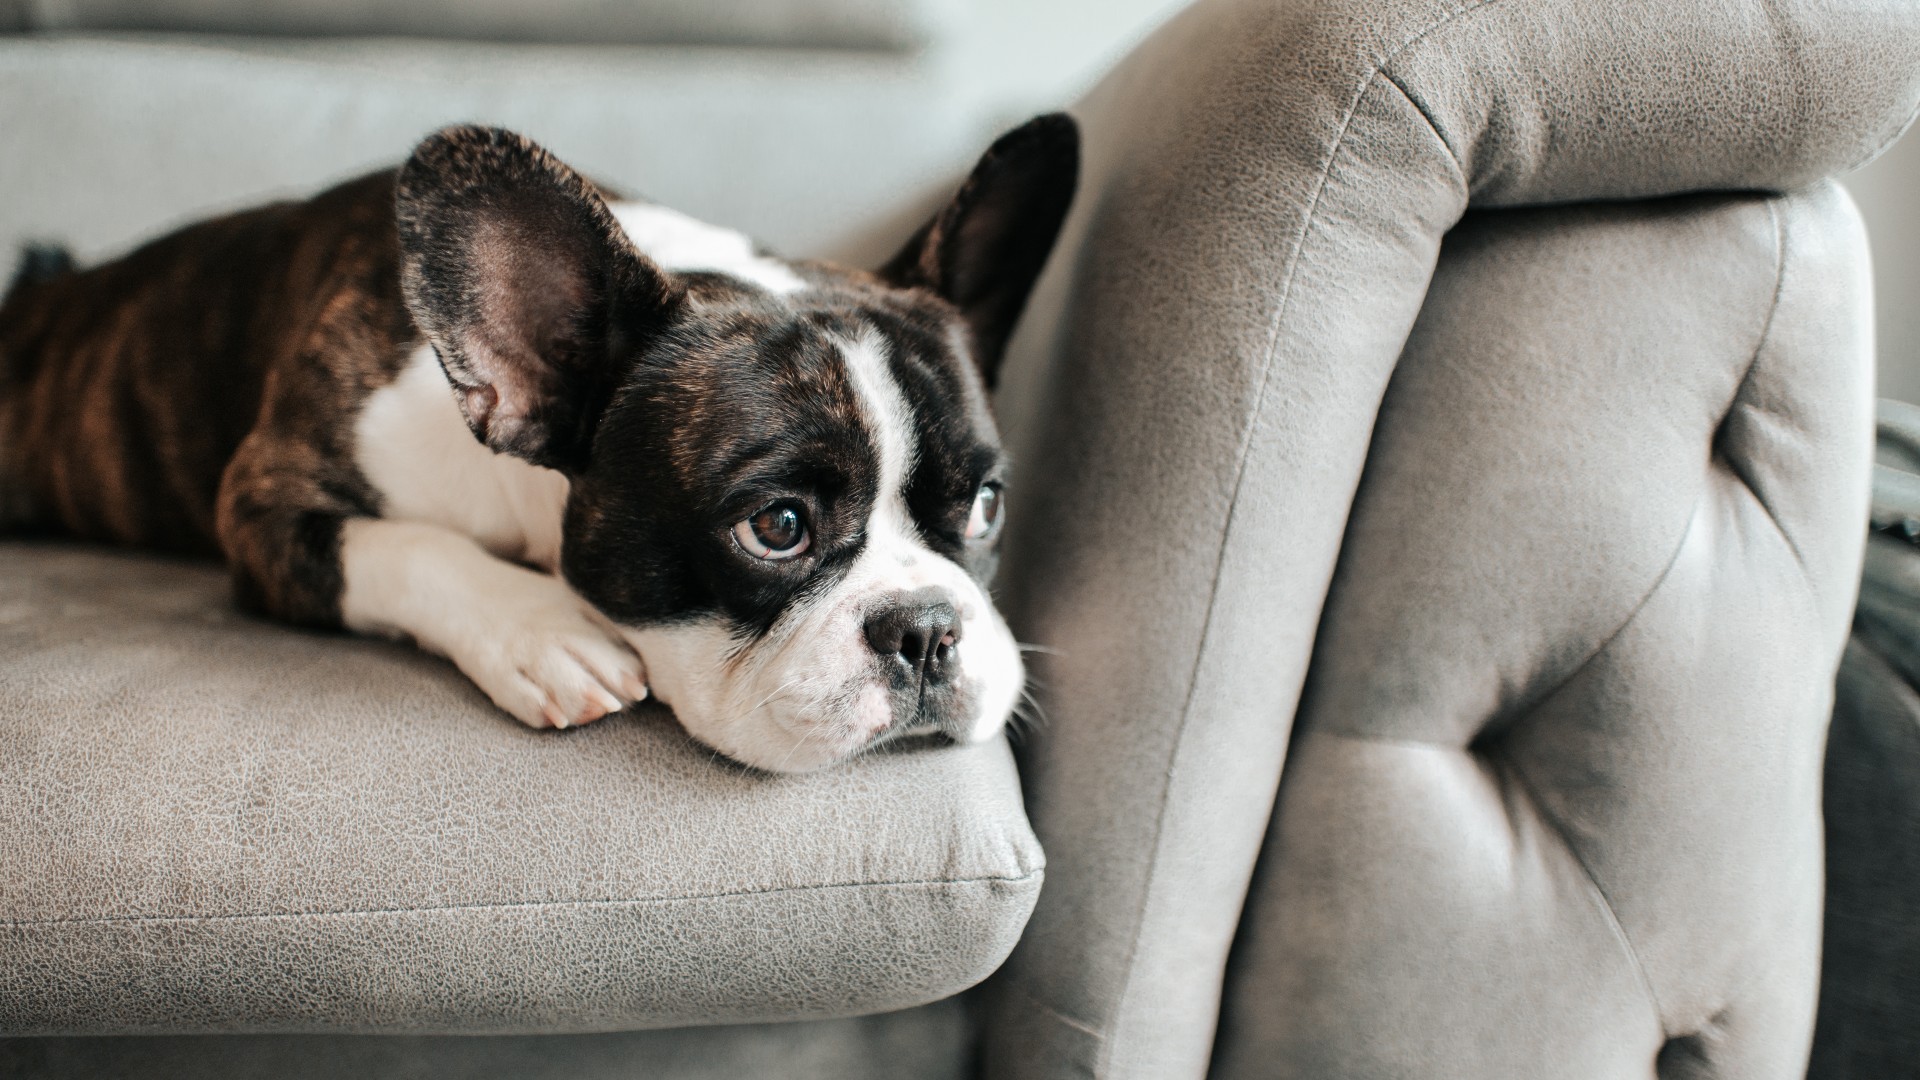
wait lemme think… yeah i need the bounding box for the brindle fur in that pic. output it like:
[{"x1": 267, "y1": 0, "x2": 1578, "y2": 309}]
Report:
[
  {"x1": 0, "y1": 172, "x2": 410, "y2": 624},
  {"x1": 0, "y1": 120, "x2": 1076, "y2": 650}
]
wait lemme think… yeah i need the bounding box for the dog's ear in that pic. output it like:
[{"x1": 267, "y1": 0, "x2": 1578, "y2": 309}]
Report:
[
  {"x1": 879, "y1": 113, "x2": 1079, "y2": 389},
  {"x1": 396, "y1": 125, "x2": 681, "y2": 473}
]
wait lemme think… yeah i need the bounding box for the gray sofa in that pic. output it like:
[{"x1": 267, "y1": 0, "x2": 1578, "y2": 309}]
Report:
[{"x1": 4, "y1": 1, "x2": 1918, "y2": 1078}]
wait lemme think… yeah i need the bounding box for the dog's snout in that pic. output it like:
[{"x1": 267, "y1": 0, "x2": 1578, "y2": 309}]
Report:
[{"x1": 864, "y1": 589, "x2": 960, "y2": 685}]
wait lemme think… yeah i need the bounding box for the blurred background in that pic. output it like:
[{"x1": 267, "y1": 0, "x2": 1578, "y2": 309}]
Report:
[
  {"x1": 1850, "y1": 123, "x2": 1920, "y2": 405},
  {"x1": 2, "y1": 0, "x2": 1916, "y2": 400},
  {"x1": 0, "y1": 0, "x2": 1191, "y2": 265}
]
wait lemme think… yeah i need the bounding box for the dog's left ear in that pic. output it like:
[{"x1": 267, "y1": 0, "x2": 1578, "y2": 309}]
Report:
[
  {"x1": 880, "y1": 113, "x2": 1079, "y2": 389},
  {"x1": 395, "y1": 125, "x2": 683, "y2": 473}
]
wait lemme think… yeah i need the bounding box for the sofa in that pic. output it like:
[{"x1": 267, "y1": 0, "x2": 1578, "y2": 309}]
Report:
[{"x1": 4, "y1": 0, "x2": 1918, "y2": 1077}]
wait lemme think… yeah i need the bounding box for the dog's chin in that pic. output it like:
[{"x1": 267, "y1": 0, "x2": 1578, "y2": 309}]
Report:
[
  {"x1": 620, "y1": 620, "x2": 1023, "y2": 774},
  {"x1": 665, "y1": 670, "x2": 1020, "y2": 774}
]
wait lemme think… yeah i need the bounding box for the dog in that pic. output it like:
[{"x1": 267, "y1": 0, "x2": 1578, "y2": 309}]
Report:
[{"x1": 0, "y1": 115, "x2": 1078, "y2": 773}]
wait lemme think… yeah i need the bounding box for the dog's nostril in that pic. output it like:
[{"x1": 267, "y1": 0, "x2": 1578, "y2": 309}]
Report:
[
  {"x1": 863, "y1": 593, "x2": 960, "y2": 684},
  {"x1": 897, "y1": 626, "x2": 933, "y2": 665}
]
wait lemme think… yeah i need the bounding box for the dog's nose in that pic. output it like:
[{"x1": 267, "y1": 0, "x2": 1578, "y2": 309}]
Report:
[{"x1": 864, "y1": 590, "x2": 960, "y2": 686}]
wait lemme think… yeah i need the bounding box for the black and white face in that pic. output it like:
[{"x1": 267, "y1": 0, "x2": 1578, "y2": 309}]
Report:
[
  {"x1": 394, "y1": 118, "x2": 1078, "y2": 771},
  {"x1": 565, "y1": 289, "x2": 1019, "y2": 771}
]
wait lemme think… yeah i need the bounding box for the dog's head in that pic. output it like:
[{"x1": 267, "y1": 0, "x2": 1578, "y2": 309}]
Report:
[{"x1": 394, "y1": 119, "x2": 1077, "y2": 772}]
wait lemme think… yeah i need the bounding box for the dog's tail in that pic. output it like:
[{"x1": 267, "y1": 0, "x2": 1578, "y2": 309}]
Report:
[{"x1": 4, "y1": 243, "x2": 76, "y2": 307}]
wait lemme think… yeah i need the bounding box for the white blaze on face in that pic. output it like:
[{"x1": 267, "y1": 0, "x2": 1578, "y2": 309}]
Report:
[{"x1": 624, "y1": 327, "x2": 1025, "y2": 773}]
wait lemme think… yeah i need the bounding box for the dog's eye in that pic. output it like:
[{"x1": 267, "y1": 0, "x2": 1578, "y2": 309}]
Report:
[
  {"x1": 964, "y1": 483, "x2": 1003, "y2": 542},
  {"x1": 734, "y1": 502, "x2": 811, "y2": 560}
]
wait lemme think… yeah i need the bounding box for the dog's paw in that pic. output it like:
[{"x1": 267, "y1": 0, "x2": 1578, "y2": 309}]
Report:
[
  {"x1": 337, "y1": 520, "x2": 648, "y2": 729},
  {"x1": 447, "y1": 582, "x2": 649, "y2": 730}
]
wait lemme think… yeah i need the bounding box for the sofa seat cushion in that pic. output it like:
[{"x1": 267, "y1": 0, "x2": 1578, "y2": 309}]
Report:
[
  {"x1": 0, "y1": 542, "x2": 1043, "y2": 1035},
  {"x1": 1, "y1": 0, "x2": 953, "y2": 51}
]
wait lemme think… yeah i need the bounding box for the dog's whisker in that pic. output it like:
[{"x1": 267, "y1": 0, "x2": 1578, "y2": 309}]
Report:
[
  {"x1": 1009, "y1": 684, "x2": 1049, "y2": 736},
  {"x1": 744, "y1": 675, "x2": 808, "y2": 717}
]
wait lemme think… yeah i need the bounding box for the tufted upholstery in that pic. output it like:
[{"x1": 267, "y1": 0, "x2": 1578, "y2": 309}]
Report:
[
  {"x1": 1212, "y1": 186, "x2": 1871, "y2": 1077},
  {"x1": 988, "y1": 0, "x2": 1910, "y2": 1076}
]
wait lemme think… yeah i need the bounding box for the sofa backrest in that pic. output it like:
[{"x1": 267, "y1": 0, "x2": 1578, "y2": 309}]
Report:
[{"x1": 0, "y1": 0, "x2": 954, "y2": 51}]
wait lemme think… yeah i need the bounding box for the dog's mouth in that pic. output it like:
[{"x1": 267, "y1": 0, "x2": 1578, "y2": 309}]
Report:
[
  {"x1": 699, "y1": 721, "x2": 960, "y2": 777},
  {"x1": 862, "y1": 723, "x2": 961, "y2": 759},
  {"x1": 622, "y1": 594, "x2": 1024, "y2": 774}
]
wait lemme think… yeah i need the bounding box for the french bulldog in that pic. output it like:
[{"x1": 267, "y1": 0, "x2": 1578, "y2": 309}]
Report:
[{"x1": 0, "y1": 115, "x2": 1078, "y2": 772}]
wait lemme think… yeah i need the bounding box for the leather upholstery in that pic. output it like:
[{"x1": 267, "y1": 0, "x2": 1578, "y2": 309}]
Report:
[
  {"x1": 0, "y1": 545, "x2": 1041, "y2": 1035},
  {"x1": 1213, "y1": 184, "x2": 1869, "y2": 1078},
  {"x1": 987, "y1": 0, "x2": 1908, "y2": 1075}
]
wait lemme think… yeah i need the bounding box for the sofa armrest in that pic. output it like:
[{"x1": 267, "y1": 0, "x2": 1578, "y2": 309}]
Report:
[{"x1": 986, "y1": 0, "x2": 1916, "y2": 1076}]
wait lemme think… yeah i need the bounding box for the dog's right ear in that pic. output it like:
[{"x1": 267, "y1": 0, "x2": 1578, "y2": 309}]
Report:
[
  {"x1": 396, "y1": 126, "x2": 682, "y2": 473},
  {"x1": 879, "y1": 113, "x2": 1079, "y2": 389}
]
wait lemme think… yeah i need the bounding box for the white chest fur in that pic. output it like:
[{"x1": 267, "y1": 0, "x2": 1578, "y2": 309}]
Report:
[
  {"x1": 353, "y1": 346, "x2": 570, "y2": 571},
  {"x1": 352, "y1": 205, "x2": 793, "y2": 575}
]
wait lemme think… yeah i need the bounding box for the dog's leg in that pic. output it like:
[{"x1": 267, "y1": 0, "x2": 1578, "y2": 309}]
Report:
[
  {"x1": 218, "y1": 421, "x2": 645, "y2": 730},
  {"x1": 337, "y1": 518, "x2": 648, "y2": 729}
]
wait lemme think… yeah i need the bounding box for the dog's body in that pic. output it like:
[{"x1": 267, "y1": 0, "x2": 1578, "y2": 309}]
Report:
[{"x1": 0, "y1": 120, "x2": 1077, "y2": 771}]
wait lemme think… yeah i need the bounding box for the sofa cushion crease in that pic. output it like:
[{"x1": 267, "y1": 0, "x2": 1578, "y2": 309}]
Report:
[{"x1": 0, "y1": 871, "x2": 1045, "y2": 929}]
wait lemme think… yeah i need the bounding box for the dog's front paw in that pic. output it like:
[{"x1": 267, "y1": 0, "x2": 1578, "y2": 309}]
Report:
[
  {"x1": 337, "y1": 520, "x2": 649, "y2": 730},
  {"x1": 449, "y1": 586, "x2": 649, "y2": 730}
]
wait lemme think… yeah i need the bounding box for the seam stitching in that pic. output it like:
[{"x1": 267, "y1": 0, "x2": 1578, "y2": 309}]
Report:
[
  {"x1": 1497, "y1": 750, "x2": 1673, "y2": 1037},
  {"x1": 1007, "y1": 980, "x2": 1106, "y2": 1041},
  {"x1": 1318, "y1": 481, "x2": 1701, "y2": 1038},
  {"x1": 1093, "y1": 3, "x2": 1501, "y2": 1075},
  {"x1": 0, "y1": 870, "x2": 1042, "y2": 929},
  {"x1": 1473, "y1": 501, "x2": 1714, "y2": 1039}
]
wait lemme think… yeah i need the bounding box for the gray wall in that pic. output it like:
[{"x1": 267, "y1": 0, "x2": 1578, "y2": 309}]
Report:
[
  {"x1": 1843, "y1": 128, "x2": 1920, "y2": 405},
  {"x1": 948, "y1": 0, "x2": 1191, "y2": 122}
]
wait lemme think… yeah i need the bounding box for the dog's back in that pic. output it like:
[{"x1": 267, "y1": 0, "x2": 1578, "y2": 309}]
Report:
[{"x1": 0, "y1": 170, "x2": 411, "y2": 555}]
